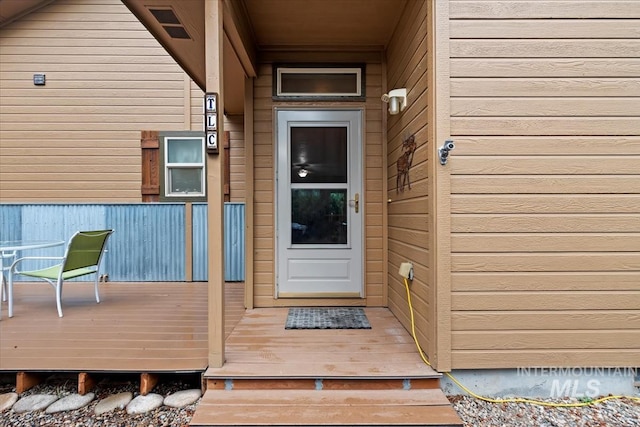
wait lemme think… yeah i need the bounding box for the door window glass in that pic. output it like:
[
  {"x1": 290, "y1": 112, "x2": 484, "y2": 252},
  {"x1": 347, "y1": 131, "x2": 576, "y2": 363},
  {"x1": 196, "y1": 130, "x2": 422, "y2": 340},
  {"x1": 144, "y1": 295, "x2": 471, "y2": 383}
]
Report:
[
  {"x1": 290, "y1": 127, "x2": 347, "y2": 183},
  {"x1": 291, "y1": 189, "x2": 347, "y2": 244}
]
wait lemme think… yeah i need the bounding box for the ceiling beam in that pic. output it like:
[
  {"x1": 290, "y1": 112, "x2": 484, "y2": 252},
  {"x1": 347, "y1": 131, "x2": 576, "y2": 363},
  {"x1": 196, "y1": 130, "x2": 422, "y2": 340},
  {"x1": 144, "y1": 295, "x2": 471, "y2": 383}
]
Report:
[{"x1": 223, "y1": 0, "x2": 257, "y2": 78}]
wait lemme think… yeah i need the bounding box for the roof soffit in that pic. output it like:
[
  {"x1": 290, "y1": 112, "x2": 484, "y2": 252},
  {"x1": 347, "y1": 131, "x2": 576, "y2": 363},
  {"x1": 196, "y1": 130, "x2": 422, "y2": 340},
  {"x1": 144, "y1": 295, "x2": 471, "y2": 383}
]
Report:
[
  {"x1": 243, "y1": 0, "x2": 406, "y2": 51},
  {"x1": 0, "y1": 0, "x2": 55, "y2": 28},
  {"x1": 120, "y1": 0, "x2": 409, "y2": 112}
]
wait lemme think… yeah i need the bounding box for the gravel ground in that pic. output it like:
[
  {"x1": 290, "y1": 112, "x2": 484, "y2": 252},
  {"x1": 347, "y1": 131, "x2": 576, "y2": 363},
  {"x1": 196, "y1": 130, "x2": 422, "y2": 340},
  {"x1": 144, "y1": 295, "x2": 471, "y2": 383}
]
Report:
[
  {"x1": 0, "y1": 373, "x2": 199, "y2": 427},
  {"x1": 449, "y1": 395, "x2": 640, "y2": 427},
  {"x1": 2, "y1": 374, "x2": 638, "y2": 426}
]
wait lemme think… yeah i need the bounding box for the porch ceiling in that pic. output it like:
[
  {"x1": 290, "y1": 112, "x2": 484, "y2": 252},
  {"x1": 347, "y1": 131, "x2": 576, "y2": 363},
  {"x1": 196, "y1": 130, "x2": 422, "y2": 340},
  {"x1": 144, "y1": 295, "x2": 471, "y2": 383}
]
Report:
[
  {"x1": 121, "y1": 0, "x2": 406, "y2": 114},
  {"x1": 244, "y1": 0, "x2": 407, "y2": 50},
  {"x1": 0, "y1": 0, "x2": 54, "y2": 27}
]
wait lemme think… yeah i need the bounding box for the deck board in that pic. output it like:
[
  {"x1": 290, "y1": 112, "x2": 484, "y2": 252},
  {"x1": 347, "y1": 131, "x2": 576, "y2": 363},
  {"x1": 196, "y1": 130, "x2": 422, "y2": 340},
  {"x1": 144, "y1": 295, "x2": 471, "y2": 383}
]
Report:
[
  {"x1": 2, "y1": 282, "x2": 438, "y2": 380},
  {"x1": 205, "y1": 308, "x2": 440, "y2": 379},
  {"x1": 0, "y1": 281, "x2": 245, "y2": 372},
  {"x1": 191, "y1": 389, "x2": 462, "y2": 426}
]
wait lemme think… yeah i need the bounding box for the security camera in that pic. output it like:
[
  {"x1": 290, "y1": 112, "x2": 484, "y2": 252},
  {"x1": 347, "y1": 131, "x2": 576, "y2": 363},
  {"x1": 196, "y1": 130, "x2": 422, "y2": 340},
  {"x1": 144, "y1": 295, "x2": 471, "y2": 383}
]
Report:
[{"x1": 439, "y1": 140, "x2": 455, "y2": 165}]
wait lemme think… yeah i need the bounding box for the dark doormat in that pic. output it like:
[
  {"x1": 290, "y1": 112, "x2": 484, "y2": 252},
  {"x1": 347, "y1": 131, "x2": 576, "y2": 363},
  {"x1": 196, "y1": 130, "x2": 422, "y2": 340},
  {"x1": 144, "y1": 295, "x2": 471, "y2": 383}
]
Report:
[{"x1": 285, "y1": 307, "x2": 371, "y2": 330}]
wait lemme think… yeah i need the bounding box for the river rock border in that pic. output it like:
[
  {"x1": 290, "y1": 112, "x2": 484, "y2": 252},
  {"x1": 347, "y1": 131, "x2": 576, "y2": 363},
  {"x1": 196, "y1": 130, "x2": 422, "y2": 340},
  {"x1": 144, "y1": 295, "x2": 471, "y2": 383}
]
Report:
[{"x1": 0, "y1": 388, "x2": 201, "y2": 415}]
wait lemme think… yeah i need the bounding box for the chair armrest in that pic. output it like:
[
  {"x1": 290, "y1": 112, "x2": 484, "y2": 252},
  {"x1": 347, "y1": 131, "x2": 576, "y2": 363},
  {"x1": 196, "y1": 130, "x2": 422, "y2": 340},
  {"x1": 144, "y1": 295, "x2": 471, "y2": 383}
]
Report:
[
  {"x1": 10, "y1": 256, "x2": 64, "y2": 273},
  {"x1": 1, "y1": 251, "x2": 17, "y2": 273}
]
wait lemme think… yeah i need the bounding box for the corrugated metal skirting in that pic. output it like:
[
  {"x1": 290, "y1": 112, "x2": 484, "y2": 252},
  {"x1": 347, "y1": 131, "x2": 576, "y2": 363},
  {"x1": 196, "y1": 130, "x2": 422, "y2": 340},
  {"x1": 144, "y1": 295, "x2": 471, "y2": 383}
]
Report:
[
  {"x1": 191, "y1": 203, "x2": 245, "y2": 281},
  {"x1": 106, "y1": 204, "x2": 185, "y2": 281},
  {"x1": 224, "y1": 203, "x2": 245, "y2": 282},
  {"x1": 192, "y1": 204, "x2": 208, "y2": 282},
  {"x1": 0, "y1": 203, "x2": 245, "y2": 282}
]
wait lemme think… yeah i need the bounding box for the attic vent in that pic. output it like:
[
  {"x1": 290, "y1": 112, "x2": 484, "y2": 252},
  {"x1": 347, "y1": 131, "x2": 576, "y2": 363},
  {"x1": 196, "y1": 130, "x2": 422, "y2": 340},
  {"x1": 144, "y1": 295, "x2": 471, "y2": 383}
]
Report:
[
  {"x1": 163, "y1": 26, "x2": 190, "y2": 39},
  {"x1": 149, "y1": 8, "x2": 180, "y2": 25},
  {"x1": 148, "y1": 7, "x2": 191, "y2": 40}
]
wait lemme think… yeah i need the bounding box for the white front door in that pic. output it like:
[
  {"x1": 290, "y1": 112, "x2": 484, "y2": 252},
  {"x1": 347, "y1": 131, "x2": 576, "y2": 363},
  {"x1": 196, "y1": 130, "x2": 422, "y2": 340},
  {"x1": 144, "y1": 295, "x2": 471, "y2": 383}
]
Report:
[{"x1": 276, "y1": 109, "x2": 363, "y2": 298}]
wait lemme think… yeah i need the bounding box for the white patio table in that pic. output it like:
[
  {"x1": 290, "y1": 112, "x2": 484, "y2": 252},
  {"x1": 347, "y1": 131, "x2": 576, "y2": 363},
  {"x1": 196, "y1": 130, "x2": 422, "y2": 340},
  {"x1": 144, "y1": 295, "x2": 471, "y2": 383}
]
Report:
[{"x1": 0, "y1": 240, "x2": 65, "y2": 318}]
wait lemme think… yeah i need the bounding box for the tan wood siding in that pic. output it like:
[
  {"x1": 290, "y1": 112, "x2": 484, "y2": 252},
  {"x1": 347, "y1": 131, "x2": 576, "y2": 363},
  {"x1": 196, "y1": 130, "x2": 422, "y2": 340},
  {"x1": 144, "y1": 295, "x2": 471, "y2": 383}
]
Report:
[
  {"x1": 385, "y1": 1, "x2": 435, "y2": 362},
  {"x1": 0, "y1": 0, "x2": 199, "y2": 202},
  {"x1": 252, "y1": 57, "x2": 385, "y2": 307},
  {"x1": 447, "y1": 0, "x2": 640, "y2": 368},
  {"x1": 190, "y1": 80, "x2": 205, "y2": 130},
  {"x1": 252, "y1": 67, "x2": 275, "y2": 305},
  {"x1": 225, "y1": 115, "x2": 246, "y2": 203}
]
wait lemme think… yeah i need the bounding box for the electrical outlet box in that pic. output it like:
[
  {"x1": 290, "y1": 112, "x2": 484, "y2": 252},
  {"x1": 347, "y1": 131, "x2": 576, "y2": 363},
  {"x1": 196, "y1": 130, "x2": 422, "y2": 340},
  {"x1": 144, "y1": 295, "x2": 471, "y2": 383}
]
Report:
[{"x1": 398, "y1": 262, "x2": 414, "y2": 280}]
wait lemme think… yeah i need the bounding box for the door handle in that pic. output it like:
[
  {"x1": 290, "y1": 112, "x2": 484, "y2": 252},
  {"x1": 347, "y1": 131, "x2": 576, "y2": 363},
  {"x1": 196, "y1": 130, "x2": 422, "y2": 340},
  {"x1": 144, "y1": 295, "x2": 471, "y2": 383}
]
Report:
[{"x1": 349, "y1": 193, "x2": 359, "y2": 213}]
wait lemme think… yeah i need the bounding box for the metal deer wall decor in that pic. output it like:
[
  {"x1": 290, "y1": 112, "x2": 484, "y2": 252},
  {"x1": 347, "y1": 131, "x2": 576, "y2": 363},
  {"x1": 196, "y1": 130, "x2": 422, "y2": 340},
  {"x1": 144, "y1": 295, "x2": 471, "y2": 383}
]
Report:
[{"x1": 396, "y1": 134, "x2": 417, "y2": 193}]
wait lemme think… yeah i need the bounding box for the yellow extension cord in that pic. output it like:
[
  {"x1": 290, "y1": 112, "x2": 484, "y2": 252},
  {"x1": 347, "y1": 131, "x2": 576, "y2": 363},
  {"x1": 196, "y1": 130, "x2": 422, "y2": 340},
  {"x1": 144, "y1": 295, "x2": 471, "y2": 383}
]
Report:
[{"x1": 402, "y1": 277, "x2": 640, "y2": 408}]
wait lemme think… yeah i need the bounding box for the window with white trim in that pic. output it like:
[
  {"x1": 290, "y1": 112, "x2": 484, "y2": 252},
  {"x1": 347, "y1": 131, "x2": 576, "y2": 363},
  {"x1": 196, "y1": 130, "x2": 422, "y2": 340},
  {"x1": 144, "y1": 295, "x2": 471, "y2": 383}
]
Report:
[
  {"x1": 273, "y1": 64, "x2": 366, "y2": 100},
  {"x1": 160, "y1": 132, "x2": 206, "y2": 201}
]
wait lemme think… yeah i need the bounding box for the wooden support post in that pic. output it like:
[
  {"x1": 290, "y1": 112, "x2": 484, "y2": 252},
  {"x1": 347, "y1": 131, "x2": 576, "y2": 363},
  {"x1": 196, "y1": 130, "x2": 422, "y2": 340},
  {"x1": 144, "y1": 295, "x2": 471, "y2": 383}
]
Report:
[
  {"x1": 243, "y1": 77, "x2": 254, "y2": 309},
  {"x1": 185, "y1": 202, "x2": 193, "y2": 282},
  {"x1": 140, "y1": 372, "x2": 159, "y2": 396},
  {"x1": 201, "y1": 373, "x2": 210, "y2": 394},
  {"x1": 16, "y1": 372, "x2": 41, "y2": 394},
  {"x1": 432, "y1": 0, "x2": 454, "y2": 372},
  {"x1": 205, "y1": 0, "x2": 226, "y2": 368},
  {"x1": 78, "y1": 372, "x2": 96, "y2": 395}
]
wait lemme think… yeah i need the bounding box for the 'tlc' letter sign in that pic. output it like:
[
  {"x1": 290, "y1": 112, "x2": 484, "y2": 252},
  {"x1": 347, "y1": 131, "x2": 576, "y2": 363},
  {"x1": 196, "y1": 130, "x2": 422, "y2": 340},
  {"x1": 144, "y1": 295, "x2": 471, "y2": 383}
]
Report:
[{"x1": 205, "y1": 93, "x2": 218, "y2": 154}]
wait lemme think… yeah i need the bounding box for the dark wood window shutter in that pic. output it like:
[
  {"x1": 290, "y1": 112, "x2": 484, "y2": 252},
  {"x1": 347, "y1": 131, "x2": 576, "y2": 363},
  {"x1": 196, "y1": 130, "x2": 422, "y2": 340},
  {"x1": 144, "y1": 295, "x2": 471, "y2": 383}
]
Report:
[
  {"x1": 224, "y1": 131, "x2": 230, "y2": 202},
  {"x1": 141, "y1": 130, "x2": 160, "y2": 202}
]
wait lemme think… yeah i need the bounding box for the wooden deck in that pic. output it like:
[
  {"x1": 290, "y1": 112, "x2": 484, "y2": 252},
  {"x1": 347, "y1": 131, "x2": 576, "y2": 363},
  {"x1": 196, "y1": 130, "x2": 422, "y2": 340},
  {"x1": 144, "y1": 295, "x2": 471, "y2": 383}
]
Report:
[
  {"x1": 0, "y1": 281, "x2": 244, "y2": 372},
  {"x1": 193, "y1": 308, "x2": 462, "y2": 427},
  {"x1": 0, "y1": 281, "x2": 437, "y2": 378},
  {"x1": 205, "y1": 307, "x2": 440, "y2": 381},
  {"x1": 1, "y1": 281, "x2": 462, "y2": 425}
]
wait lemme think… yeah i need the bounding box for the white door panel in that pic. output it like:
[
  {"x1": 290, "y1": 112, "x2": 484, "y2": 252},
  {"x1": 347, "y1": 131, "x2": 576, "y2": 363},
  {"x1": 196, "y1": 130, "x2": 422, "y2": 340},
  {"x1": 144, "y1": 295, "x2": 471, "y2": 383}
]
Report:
[{"x1": 276, "y1": 109, "x2": 363, "y2": 297}]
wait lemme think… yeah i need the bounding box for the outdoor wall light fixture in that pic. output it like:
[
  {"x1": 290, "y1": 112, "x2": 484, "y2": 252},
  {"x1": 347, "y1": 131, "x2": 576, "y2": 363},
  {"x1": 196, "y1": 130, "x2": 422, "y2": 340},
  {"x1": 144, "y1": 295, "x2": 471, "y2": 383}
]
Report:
[{"x1": 381, "y1": 88, "x2": 407, "y2": 115}]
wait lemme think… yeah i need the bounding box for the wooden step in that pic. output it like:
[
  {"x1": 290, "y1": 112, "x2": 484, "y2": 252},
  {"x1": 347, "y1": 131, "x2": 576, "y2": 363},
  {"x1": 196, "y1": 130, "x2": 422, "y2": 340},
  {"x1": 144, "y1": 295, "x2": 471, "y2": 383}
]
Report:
[
  {"x1": 205, "y1": 377, "x2": 441, "y2": 390},
  {"x1": 190, "y1": 389, "x2": 463, "y2": 426}
]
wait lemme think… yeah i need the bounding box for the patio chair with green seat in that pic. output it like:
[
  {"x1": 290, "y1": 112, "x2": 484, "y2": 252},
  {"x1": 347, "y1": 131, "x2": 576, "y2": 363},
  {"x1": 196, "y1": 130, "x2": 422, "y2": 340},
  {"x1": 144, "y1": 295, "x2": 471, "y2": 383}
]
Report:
[{"x1": 8, "y1": 229, "x2": 114, "y2": 318}]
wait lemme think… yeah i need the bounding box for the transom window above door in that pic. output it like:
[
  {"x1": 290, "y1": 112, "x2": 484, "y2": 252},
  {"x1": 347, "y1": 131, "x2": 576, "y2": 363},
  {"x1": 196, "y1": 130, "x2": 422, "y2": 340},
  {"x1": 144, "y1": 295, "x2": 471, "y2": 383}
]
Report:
[{"x1": 273, "y1": 64, "x2": 366, "y2": 100}]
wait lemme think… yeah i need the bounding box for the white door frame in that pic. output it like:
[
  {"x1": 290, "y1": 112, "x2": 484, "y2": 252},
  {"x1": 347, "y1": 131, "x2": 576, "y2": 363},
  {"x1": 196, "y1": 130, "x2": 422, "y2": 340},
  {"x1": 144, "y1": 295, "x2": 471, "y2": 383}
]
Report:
[{"x1": 275, "y1": 108, "x2": 364, "y2": 298}]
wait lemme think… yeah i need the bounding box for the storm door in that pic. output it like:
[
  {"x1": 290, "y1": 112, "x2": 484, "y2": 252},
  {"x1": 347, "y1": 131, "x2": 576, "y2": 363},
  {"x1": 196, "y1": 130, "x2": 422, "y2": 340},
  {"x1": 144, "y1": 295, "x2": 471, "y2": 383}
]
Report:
[{"x1": 276, "y1": 110, "x2": 363, "y2": 297}]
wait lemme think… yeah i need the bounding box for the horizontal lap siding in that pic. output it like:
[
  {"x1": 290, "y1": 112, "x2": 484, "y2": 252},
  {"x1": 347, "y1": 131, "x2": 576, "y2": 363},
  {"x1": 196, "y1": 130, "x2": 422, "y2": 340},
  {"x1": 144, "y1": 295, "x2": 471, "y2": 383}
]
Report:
[
  {"x1": 364, "y1": 63, "x2": 386, "y2": 307},
  {"x1": 386, "y1": 1, "x2": 434, "y2": 359},
  {"x1": 0, "y1": 0, "x2": 193, "y2": 202},
  {"x1": 448, "y1": 0, "x2": 640, "y2": 368},
  {"x1": 226, "y1": 115, "x2": 246, "y2": 203},
  {"x1": 252, "y1": 65, "x2": 275, "y2": 306}
]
